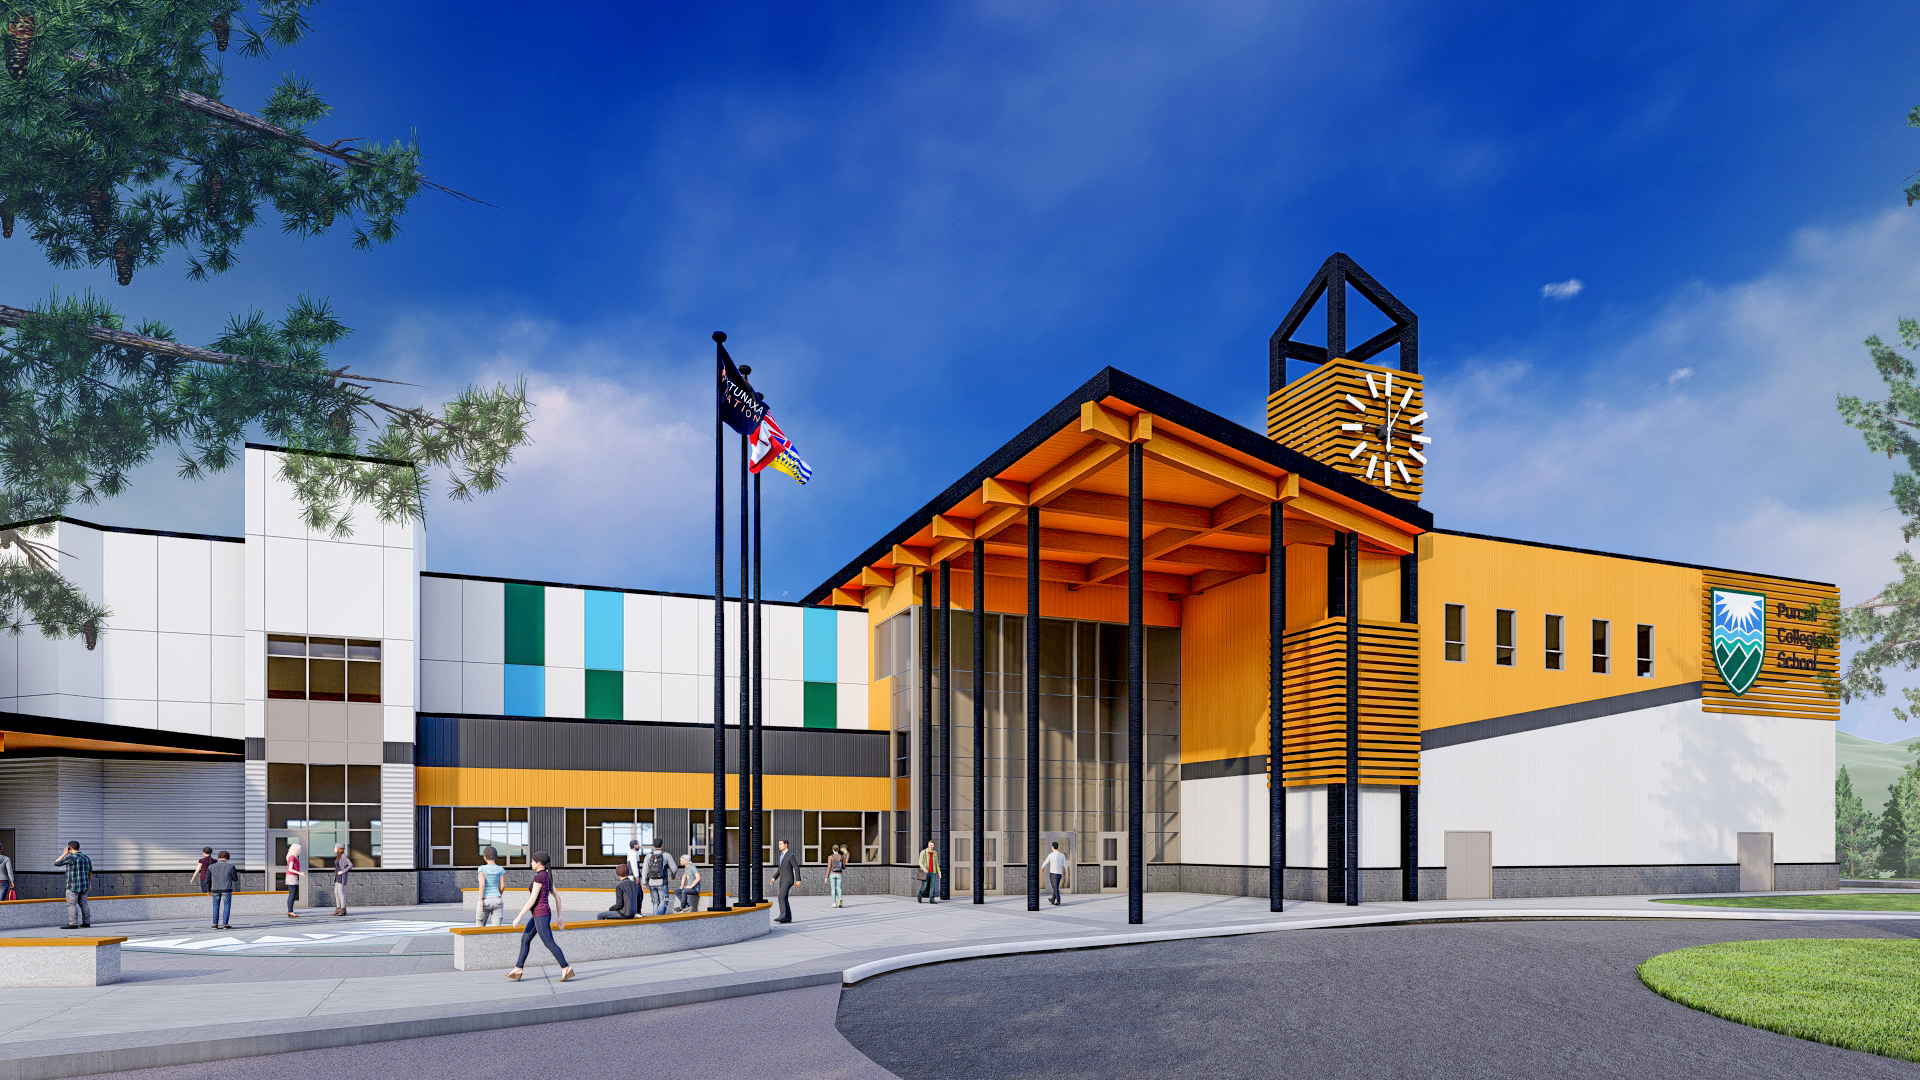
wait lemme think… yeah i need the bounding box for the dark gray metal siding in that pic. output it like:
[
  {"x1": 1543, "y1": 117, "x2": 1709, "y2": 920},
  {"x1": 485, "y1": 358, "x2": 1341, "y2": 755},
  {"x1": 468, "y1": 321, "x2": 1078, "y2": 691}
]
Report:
[{"x1": 415, "y1": 716, "x2": 888, "y2": 778}]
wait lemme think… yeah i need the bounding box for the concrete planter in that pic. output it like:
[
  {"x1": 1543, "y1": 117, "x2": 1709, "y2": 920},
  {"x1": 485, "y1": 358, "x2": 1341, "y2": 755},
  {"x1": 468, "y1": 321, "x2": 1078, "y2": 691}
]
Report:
[
  {"x1": 0, "y1": 891, "x2": 285, "y2": 930},
  {"x1": 0, "y1": 937, "x2": 124, "y2": 987},
  {"x1": 449, "y1": 902, "x2": 773, "y2": 971}
]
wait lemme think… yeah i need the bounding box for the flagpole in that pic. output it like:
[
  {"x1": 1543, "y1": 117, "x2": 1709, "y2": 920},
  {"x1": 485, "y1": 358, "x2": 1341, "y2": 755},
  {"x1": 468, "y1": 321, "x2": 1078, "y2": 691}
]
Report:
[
  {"x1": 737, "y1": 399, "x2": 752, "y2": 909},
  {"x1": 751, "y1": 463, "x2": 765, "y2": 906},
  {"x1": 710, "y1": 332, "x2": 729, "y2": 913}
]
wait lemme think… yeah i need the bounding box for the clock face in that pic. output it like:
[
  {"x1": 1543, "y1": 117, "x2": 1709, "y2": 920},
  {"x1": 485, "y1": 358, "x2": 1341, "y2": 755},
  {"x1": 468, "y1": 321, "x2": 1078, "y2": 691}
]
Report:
[{"x1": 1338, "y1": 370, "x2": 1428, "y2": 490}]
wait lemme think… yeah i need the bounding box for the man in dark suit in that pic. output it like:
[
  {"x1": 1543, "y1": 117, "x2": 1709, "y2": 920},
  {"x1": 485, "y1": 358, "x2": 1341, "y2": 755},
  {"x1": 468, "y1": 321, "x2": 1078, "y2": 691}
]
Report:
[{"x1": 771, "y1": 839, "x2": 800, "y2": 924}]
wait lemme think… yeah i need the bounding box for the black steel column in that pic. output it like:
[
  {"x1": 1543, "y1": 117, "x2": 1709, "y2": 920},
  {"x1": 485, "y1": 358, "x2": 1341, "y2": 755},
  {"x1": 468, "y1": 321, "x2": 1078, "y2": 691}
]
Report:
[
  {"x1": 1326, "y1": 261, "x2": 1347, "y2": 359},
  {"x1": 1127, "y1": 442, "x2": 1144, "y2": 925},
  {"x1": 1026, "y1": 507, "x2": 1040, "y2": 912},
  {"x1": 1326, "y1": 785, "x2": 1344, "y2": 904},
  {"x1": 972, "y1": 535, "x2": 985, "y2": 905},
  {"x1": 1400, "y1": 550, "x2": 1418, "y2": 902},
  {"x1": 939, "y1": 560, "x2": 952, "y2": 901},
  {"x1": 1269, "y1": 506, "x2": 1285, "y2": 911},
  {"x1": 1344, "y1": 531, "x2": 1360, "y2": 906},
  {"x1": 920, "y1": 571, "x2": 932, "y2": 855},
  {"x1": 751, "y1": 469, "x2": 764, "y2": 904},
  {"x1": 738, "y1": 431, "x2": 751, "y2": 907},
  {"x1": 709, "y1": 331, "x2": 728, "y2": 913}
]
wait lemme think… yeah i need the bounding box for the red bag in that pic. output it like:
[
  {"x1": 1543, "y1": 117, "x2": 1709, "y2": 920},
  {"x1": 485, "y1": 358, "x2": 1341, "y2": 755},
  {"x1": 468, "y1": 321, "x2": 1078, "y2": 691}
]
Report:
[{"x1": 3, "y1": 887, "x2": 14, "y2": 902}]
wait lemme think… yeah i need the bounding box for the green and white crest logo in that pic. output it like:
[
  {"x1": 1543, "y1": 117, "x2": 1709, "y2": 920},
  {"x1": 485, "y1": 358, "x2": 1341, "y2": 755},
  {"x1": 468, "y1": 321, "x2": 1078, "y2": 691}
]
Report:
[{"x1": 1711, "y1": 588, "x2": 1765, "y2": 696}]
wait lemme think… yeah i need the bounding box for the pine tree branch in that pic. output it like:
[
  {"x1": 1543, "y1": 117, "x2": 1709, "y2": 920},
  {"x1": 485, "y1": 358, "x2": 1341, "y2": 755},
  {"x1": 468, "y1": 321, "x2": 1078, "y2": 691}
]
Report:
[{"x1": 0, "y1": 305, "x2": 416, "y2": 386}]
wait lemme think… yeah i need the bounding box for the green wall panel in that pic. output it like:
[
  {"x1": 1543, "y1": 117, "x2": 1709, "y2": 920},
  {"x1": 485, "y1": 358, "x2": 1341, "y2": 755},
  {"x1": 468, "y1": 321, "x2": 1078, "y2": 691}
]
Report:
[
  {"x1": 803, "y1": 681, "x2": 838, "y2": 729},
  {"x1": 584, "y1": 669, "x2": 623, "y2": 720},
  {"x1": 504, "y1": 583, "x2": 545, "y2": 666}
]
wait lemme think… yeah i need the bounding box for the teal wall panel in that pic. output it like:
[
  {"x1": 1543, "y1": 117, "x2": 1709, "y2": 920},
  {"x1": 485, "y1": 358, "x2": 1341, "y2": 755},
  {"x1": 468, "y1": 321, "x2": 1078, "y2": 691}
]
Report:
[{"x1": 504, "y1": 583, "x2": 545, "y2": 666}]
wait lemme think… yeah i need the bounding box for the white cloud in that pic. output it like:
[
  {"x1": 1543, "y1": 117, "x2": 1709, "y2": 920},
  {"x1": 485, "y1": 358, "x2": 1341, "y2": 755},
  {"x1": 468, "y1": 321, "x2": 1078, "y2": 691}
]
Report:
[
  {"x1": 1540, "y1": 278, "x2": 1585, "y2": 301},
  {"x1": 1430, "y1": 209, "x2": 1920, "y2": 739}
]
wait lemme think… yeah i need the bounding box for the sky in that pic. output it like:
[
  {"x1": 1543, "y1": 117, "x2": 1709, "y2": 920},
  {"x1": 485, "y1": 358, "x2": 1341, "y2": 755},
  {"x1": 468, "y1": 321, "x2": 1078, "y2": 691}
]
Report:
[{"x1": 5, "y1": 0, "x2": 1920, "y2": 736}]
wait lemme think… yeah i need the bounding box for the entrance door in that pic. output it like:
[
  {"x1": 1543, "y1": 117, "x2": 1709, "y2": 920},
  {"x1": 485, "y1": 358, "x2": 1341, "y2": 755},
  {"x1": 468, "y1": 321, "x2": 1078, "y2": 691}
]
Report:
[
  {"x1": 268, "y1": 828, "x2": 311, "y2": 908},
  {"x1": 952, "y1": 835, "x2": 1003, "y2": 894},
  {"x1": 1096, "y1": 832, "x2": 1127, "y2": 892}
]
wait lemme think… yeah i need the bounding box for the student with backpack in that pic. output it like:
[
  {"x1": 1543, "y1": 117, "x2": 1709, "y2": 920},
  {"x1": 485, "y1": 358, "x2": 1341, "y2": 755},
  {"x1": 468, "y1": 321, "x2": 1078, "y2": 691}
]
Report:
[
  {"x1": 824, "y1": 844, "x2": 848, "y2": 908},
  {"x1": 641, "y1": 839, "x2": 676, "y2": 916}
]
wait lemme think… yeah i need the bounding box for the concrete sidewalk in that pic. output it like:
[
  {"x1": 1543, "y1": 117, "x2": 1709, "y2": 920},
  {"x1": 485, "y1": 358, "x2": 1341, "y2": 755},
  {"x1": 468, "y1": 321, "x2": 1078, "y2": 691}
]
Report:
[{"x1": 2, "y1": 889, "x2": 1917, "y2": 1080}]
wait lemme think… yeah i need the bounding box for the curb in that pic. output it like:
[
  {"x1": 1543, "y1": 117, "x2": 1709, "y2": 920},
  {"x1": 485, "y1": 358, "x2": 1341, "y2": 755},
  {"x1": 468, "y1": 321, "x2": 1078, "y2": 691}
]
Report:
[
  {"x1": 0, "y1": 970, "x2": 841, "y2": 1080},
  {"x1": 839, "y1": 905, "x2": 1920, "y2": 984}
]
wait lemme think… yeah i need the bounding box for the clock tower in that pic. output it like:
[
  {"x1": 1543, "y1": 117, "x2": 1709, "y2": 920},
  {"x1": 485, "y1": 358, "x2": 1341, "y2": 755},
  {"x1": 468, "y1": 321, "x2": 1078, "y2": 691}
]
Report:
[{"x1": 1266, "y1": 254, "x2": 1427, "y2": 503}]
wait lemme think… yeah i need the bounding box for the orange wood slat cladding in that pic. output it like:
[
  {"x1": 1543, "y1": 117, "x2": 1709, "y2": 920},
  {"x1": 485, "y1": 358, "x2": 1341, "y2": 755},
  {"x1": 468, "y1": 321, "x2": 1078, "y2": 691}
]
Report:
[
  {"x1": 1266, "y1": 357, "x2": 1426, "y2": 503},
  {"x1": 1698, "y1": 569, "x2": 1839, "y2": 722},
  {"x1": 1276, "y1": 618, "x2": 1421, "y2": 786}
]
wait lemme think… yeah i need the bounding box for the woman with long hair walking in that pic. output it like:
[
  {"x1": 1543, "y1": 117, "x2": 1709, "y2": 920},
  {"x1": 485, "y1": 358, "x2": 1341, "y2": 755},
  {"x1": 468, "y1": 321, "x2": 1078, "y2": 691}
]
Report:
[
  {"x1": 506, "y1": 851, "x2": 575, "y2": 982},
  {"x1": 284, "y1": 842, "x2": 302, "y2": 918}
]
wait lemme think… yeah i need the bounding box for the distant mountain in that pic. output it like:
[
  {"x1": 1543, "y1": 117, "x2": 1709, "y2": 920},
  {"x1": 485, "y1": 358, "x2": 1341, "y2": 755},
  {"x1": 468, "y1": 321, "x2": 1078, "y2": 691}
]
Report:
[{"x1": 1837, "y1": 731, "x2": 1920, "y2": 817}]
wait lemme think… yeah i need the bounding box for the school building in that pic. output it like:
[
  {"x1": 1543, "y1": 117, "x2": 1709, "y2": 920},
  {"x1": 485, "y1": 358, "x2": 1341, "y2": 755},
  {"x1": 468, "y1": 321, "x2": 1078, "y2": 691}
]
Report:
[{"x1": 0, "y1": 255, "x2": 1838, "y2": 903}]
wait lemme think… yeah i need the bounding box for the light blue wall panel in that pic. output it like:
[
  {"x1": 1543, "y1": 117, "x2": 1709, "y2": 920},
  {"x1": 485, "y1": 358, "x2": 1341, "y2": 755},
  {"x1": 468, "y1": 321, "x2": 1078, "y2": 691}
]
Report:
[
  {"x1": 584, "y1": 590, "x2": 624, "y2": 670},
  {"x1": 803, "y1": 607, "x2": 838, "y2": 683},
  {"x1": 503, "y1": 664, "x2": 545, "y2": 717}
]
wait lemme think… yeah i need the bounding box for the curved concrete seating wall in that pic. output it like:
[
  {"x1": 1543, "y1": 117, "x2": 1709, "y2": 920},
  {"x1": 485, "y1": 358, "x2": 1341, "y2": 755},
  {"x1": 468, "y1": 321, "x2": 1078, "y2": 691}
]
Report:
[
  {"x1": 0, "y1": 938, "x2": 125, "y2": 987},
  {"x1": 0, "y1": 892, "x2": 284, "y2": 931},
  {"x1": 450, "y1": 902, "x2": 771, "y2": 970}
]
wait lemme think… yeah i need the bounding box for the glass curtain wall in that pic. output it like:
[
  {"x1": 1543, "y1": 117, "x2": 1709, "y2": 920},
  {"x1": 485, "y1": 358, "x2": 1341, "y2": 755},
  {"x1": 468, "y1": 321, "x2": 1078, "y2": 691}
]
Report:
[{"x1": 886, "y1": 607, "x2": 1180, "y2": 880}]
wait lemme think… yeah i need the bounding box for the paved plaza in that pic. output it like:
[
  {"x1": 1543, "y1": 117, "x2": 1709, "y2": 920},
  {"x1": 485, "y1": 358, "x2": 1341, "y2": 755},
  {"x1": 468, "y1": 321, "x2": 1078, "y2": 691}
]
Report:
[{"x1": 5, "y1": 891, "x2": 1920, "y2": 1078}]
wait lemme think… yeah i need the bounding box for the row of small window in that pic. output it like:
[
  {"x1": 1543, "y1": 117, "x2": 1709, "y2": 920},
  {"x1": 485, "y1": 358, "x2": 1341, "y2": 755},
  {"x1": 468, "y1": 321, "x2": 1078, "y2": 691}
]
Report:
[
  {"x1": 268, "y1": 634, "x2": 383, "y2": 702},
  {"x1": 422, "y1": 806, "x2": 884, "y2": 868},
  {"x1": 1442, "y1": 607, "x2": 1654, "y2": 677}
]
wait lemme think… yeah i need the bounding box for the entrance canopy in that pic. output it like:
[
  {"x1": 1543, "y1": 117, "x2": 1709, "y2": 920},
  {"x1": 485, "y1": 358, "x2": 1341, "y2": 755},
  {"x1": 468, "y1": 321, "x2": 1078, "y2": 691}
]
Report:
[{"x1": 805, "y1": 367, "x2": 1431, "y2": 608}]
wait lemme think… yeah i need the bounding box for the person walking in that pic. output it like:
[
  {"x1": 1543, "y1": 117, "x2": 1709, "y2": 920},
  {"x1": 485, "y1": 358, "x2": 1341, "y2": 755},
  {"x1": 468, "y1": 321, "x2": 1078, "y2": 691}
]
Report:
[
  {"x1": 54, "y1": 840, "x2": 91, "y2": 928},
  {"x1": 1042, "y1": 841, "x2": 1069, "y2": 906},
  {"x1": 0, "y1": 839, "x2": 14, "y2": 901},
  {"x1": 824, "y1": 844, "x2": 847, "y2": 908},
  {"x1": 330, "y1": 843, "x2": 351, "y2": 916},
  {"x1": 208, "y1": 850, "x2": 238, "y2": 929},
  {"x1": 641, "y1": 838, "x2": 676, "y2": 916},
  {"x1": 189, "y1": 847, "x2": 214, "y2": 893},
  {"x1": 506, "y1": 851, "x2": 574, "y2": 983},
  {"x1": 770, "y1": 838, "x2": 800, "y2": 924},
  {"x1": 475, "y1": 846, "x2": 508, "y2": 926},
  {"x1": 917, "y1": 840, "x2": 942, "y2": 904},
  {"x1": 625, "y1": 838, "x2": 644, "y2": 889},
  {"x1": 596, "y1": 864, "x2": 640, "y2": 920},
  {"x1": 284, "y1": 842, "x2": 303, "y2": 918},
  {"x1": 675, "y1": 855, "x2": 702, "y2": 913}
]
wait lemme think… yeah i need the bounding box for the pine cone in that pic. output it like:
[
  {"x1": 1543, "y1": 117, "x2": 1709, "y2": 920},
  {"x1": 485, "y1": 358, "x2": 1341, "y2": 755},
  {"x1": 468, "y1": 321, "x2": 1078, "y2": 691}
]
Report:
[
  {"x1": 0, "y1": 203, "x2": 12, "y2": 239},
  {"x1": 4, "y1": 12, "x2": 33, "y2": 78},
  {"x1": 112, "y1": 242, "x2": 132, "y2": 285},
  {"x1": 205, "y1": 170, "x2": 222, "y2": 212},
  {"x1": 212, "y1": 13, "x2": 229, "y2": 51},
  {"x1": 86, "y1": 187, "x2": 109, "y2": 238},
  {"x1": 321, "y1": 200, "x2": 334, "y2": 227}
]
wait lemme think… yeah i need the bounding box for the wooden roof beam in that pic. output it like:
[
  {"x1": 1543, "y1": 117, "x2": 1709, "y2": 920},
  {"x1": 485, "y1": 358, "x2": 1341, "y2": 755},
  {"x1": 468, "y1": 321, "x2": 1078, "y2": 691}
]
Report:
[
  {"x1": 973, "y1": 552, "x2": 1191, "y2": 596},
  {"x1": 1290, "y1": 491, "x2": 1415, "y2": 555},
  {"x1": 829, "y1": 587, "x2": 866, "y2": 607}
]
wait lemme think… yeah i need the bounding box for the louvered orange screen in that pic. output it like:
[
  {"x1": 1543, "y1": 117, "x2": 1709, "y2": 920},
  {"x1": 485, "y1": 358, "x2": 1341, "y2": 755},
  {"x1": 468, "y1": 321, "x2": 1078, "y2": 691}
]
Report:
[
  {"x1": 1277, "y1": 617, "x2": 1421, "y2": 786},
  {"x1": 1267, "y1": 356, "x2": 1425, "y2": 503}
]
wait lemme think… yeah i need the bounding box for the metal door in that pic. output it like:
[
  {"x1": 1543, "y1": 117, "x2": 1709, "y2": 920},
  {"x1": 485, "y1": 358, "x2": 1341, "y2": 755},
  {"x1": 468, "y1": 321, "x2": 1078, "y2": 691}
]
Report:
[
  {"x1": 1096, "y1": 832, "x2": 1127, "y2": 892},
  {"x1": 268, "y1": 828, "x2": 311, "y2": 907}
]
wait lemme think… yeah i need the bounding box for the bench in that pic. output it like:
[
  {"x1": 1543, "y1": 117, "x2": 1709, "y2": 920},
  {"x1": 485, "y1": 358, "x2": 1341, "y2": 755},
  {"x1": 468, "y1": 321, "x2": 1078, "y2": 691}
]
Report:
[
  {"x1": 0, "y1": 892, "x2": 285, "y2": 931},
  {"x1": 448, "y1": 902, "x2": 771, "y2": 970},
  {"x1": 0, "y1": 937, "x2": 125, "y2": 987},
  {"x1": 460, "y1": 886, "x2": 714, "y2": 919}
]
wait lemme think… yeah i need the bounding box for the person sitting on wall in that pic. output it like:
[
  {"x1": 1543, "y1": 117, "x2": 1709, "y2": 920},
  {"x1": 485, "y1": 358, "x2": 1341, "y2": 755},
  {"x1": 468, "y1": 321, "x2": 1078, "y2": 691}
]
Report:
[{"x1": 596, "y1": 863, "x2": 640, "y2": 920}]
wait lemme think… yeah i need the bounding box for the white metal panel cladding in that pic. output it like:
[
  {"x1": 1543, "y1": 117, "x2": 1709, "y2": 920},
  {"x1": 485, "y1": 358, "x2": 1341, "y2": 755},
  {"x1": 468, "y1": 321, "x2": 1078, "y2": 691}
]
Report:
[
  {"x1": 419, "y1": 576, "x2": 463, "y2": 662},
  {"x1": 100, "y1": 760, "x2": 244, "y2": 869},
  {"x1": 1419, "y1": 700, "x2": 1835, "y2": 867},
  {"x1": 461, "y1": 579, "x2": 504, "y2": 665},
  {"x1": 381, "y1": 763, "x2": 415, "y2": 870},
  {"x1": 55, "y1": 758, "x2": 104, "y2": 856},
  {"x1": 836, "y1": 609, "x2": 867, "y2": 686},
  {"x1": 0, "y1": 758, "x2": 63, "y2": 867}
]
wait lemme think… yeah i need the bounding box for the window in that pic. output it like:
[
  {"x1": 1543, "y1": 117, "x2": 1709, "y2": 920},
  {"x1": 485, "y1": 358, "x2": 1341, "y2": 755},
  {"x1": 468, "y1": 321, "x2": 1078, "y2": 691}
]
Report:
[
  {"x1": 1495, "y1": 610, "x2": 1515, "y2": 667},
  {"x1": 1592, "y1": 620, "x2": 1610, "y2": 674},
  {"x1": 425, "y1": 806, "x2": 528, "y2": 868},
  {"x1": 269, "y1": 763, "x2": 384, "y2": 866},
  {"x1": 803, "y1": 810, "x2": 883, "y2": 864},
  {"x1": 894, "y1": 731, "x2": 910, "y2": 779},
  {"x1": 689, "y1": 810, "x2": 768, "y2": 867},
  {"x1": 1544, "y1": 615, "x2": 1564, "y2": 671},
  {"x1": 268, "y1": 635, "x2": 381, "y2": 702},
  {"x1": 1637, "y1": 624, "x2": 1655, "y2": 677},
  {"x1": 563, "y1": 808, "x2": 655, "y2": 866},
  {"x1": 1444, "y1": 604, "x2": 1465, "y2": 662}
]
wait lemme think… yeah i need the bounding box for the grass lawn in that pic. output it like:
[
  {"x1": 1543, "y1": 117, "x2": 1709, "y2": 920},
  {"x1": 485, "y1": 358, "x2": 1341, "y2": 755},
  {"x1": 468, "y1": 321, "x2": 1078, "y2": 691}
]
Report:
[
  {"x1": 1639, "y1": 939, "x2": 1920, "y2": 1062},
  {"x1": 1652, "y1": 893, "x2": 1920, "y2": 911}
]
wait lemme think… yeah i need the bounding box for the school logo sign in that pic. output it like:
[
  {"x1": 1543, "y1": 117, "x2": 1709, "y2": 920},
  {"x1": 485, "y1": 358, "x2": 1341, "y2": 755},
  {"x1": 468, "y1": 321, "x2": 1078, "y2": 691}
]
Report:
[{"x1": 1711, "y1": 588, "x2": 1766, "y2": 696}]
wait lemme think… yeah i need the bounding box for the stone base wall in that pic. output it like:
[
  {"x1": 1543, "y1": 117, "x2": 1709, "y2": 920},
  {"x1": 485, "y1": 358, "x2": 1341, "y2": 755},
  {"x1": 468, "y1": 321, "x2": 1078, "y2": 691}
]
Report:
[
  {"x1": 11, "y1": 871, "x2": 267, "y2": 900},
  {"x1": 1171, "y1": 862, "x2": 1840, "y2": 900}
]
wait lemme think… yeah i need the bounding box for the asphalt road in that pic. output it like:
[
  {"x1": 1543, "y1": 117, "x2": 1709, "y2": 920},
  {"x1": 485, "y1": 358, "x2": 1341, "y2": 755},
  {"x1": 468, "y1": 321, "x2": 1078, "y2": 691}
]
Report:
[{"x1": 836, "y1": 918, "x2": 1920, "y2": 1080}]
